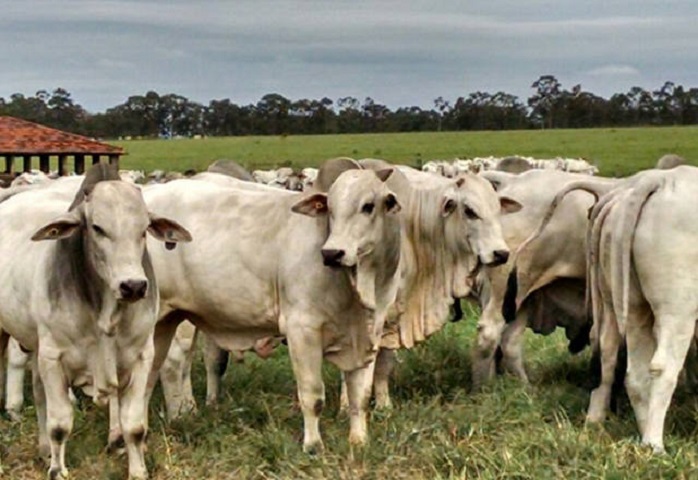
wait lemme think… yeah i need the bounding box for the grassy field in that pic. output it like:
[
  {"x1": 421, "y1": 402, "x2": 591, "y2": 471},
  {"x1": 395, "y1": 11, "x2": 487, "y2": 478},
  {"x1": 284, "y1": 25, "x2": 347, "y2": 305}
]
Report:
[
  {"x1": 112, "y1": 126, "x2": 698, "y2": 177},
  {"x1": 3, "y1": 127, "x2": 698, "y2": 479}
]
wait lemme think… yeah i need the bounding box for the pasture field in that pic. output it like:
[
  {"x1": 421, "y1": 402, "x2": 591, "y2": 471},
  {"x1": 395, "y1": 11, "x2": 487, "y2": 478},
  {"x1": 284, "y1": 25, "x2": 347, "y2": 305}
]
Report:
[
  {"x1": 3, "y1": 127, "x2": 698, "y2": 479},
  {"x1": 112, "y1": 126, "x2": 698, "y2": 177},
  {"x1": 3, "y1": 320, "x2": 698, "y2": 479}
]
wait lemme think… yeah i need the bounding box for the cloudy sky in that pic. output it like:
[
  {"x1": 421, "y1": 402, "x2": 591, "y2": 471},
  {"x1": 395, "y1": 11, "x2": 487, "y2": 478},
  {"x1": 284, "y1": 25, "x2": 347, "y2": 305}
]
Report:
[{"x1": 2, "y1": 0, "x2": 697, "y2": 113}]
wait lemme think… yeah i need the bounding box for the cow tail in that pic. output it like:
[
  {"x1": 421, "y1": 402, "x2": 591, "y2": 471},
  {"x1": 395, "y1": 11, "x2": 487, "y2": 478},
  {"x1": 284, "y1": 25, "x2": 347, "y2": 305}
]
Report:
[
  {"x1": 586, "y1": 189, "x2": 620, "y2": 380},
  {"x1": 505, "y1": 179, "x2": 611, "y2": 325},
  {"x1": 611, "y1": 178, "x2": 661, "y2": 333},
  {"x1": 513, "y1": 179, "x2": 611, "y2": 266}
]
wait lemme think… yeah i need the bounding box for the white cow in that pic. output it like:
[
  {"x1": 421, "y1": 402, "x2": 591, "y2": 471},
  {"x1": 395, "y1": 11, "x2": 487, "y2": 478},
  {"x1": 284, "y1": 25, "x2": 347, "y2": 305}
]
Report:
[
  {"x1": 143, "y1": 169, "x2": 403, "y2": 452},
  {"x1": 584, "y1": 167, "x2": 698, "y2": 452},
  {"x1": 471, "y1": 170, "x2": 618, "y2": 389},
  {"x1": 0, "y1": 165, "x2": 191, "y2": 479},
  {"x1": 343, "y1": 162, "x2": 521, "y2": 409}
]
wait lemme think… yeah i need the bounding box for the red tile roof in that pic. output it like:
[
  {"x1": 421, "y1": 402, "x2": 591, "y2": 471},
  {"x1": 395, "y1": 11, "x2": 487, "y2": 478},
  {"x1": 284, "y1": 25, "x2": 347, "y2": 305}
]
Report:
[{"x1": 0, "y1": 116, "x2": 123, "y2": 156}]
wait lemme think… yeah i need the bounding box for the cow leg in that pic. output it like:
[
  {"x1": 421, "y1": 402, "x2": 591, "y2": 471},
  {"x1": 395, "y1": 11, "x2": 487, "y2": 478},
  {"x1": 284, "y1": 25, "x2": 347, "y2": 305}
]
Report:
[
  {"x1": 107, "y1": 393, "x2": 125, "y2": 454},
  {"x1": 30, "y1": 354, "x2": 50, "y2": 461},
  {"x1": 373, "y1": 348, "x2": 396, "y2": 410},
  {"x1": 38, "y1": 354, "x2": 73, "y2": 480},
  {"x1": 203, "y1": 334, "x2": 229, "y2": 406},
  {"x1": 0, "y1": 330, "x2": 7, "y2": 413},
  {"x1": 6, "y1": 339, "x2": 29, "y2": 421},
  {"x1": 586, "y1": 308, "x2": 621, "y2": 423},
  {"x1": 146, "y1": 315, "x2": 182, "y2": 423},
  {"x1": 624, "y1": 313, "x2": 655, "y2": 438},
  {"x1": 472, "y1": 298, "x2": 504, "y2": 390},
  {"x1": 286, "y1": 326, "x2": 325, "y2": 454},
  {"x1": 499, "y1": 310, "x2": 529, "y2": 383},
  {"x1": 159, "y1": 322, "x2": 198, "y2": 419},
  {"x1": 119, "y1": 347, "x2": 153, "y2": 480},
  {"x1": 642, "y1": 314, "x2": 694, "y2": 453},
  {"x1": 338, "y1": 372, "x2": 349, "y2": 413},
  {"x1": 344, "y1": 360, "x2": 377, "y2": 446}
]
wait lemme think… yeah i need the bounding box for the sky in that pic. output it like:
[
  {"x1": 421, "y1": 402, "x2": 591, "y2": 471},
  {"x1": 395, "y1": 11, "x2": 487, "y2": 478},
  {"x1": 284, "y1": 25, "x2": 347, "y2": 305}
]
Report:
[{"x1": 2, "y1": 0, "x2": 697, "y2": 114}]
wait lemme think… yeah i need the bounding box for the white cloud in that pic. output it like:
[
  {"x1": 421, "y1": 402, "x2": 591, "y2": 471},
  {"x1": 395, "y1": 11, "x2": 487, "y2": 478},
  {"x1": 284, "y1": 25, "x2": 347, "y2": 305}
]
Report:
[{"x1": 586, "y1": 65, "x2": 641, "y2": 77}]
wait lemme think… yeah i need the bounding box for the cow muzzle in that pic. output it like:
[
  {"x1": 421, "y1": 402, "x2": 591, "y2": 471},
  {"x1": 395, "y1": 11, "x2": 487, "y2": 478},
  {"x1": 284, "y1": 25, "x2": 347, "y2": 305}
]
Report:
[
  {"x1": 321, "y1": 248, "x2": 346, "y2": 267},
  {"x1": 481, "y1": 249, "x2": 510, "y2": 267},
  {"x1": 118, "y1": 279, "x2": 148, "y2": 302}
]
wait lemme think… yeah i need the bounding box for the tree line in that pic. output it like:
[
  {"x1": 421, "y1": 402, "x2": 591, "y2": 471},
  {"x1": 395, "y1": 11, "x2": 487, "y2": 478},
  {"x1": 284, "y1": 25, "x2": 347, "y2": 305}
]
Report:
[{"x1": 2, "y1": 75, "x2": 698, "y2": 139}]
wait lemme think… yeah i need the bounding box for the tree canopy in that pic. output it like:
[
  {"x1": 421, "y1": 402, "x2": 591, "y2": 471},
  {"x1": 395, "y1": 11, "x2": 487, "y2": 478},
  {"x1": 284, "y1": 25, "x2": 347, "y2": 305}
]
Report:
[{"x1": 2, "y1": 76, "x2": 698, "y2": 139}]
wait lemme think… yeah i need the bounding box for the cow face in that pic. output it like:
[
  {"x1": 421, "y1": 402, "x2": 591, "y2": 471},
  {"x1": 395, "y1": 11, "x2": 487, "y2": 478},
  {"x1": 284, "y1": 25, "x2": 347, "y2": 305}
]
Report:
[
  {"x1": 442, "y1": 175, "x2": 521, "y2": 267},
  {"x1": 292, "y1": 169, "x2": 401, "y2": 268},
  {"x1": 32, "y1": 181, "x2": 191, "y2": 302}
]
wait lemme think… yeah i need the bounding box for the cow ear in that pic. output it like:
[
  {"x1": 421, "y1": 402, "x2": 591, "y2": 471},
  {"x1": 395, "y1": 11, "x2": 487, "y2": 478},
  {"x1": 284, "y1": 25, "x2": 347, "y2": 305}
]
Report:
[
  {"x1": 32, "y1": 212, "x2": 81, "y2": 241},
  {"x1": 375, "y1": 168, "x2": 394, "y2": 183},
  {"x1": 291, "y1": 193, "x2": 328, "y2": 217},
  {"x1": 487, "y1": 178, "x2": 501, "y2": 191},
  {"x1": 147, "y1": 213, "x2": 192, "y2": 250},
  {"x1": 441, "y1": 197, "x2": 458, "y2": 217},
  {"x1": 384, "y1": 192, "x2": 401, "y2": 213},
  {"x1": 500, "y1": 196, "x2": 523, "y2": 214}
]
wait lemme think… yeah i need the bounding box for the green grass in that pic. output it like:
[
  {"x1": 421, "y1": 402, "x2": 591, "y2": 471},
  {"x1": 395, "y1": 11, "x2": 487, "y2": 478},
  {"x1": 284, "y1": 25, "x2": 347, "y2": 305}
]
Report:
[
  {"x1": 112, "y1": 126, "x2": 698, "y2": 177},
  {"x1": 4, "y1": 127, "x2": 698, "y2": 479},
  {"x1": 3, "y1": 318, "x2": 698, "y2": 479}
]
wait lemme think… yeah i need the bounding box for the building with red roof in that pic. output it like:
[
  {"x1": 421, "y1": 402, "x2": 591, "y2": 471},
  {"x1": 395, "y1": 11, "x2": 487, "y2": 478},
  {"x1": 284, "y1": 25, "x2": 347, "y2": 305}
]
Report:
[{"x1": 0, "y1": 116, "x2": 123, "y2": 177}]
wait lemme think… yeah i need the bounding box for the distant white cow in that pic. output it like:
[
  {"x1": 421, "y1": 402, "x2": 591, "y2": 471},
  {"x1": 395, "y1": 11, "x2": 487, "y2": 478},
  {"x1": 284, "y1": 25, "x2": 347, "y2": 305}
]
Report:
[
  {"x1": 0, "y1": 165, "x2": 191, "y2": 479},
  {"x1": 422, "y1": 156, "x2": 599, "y2": 177}
]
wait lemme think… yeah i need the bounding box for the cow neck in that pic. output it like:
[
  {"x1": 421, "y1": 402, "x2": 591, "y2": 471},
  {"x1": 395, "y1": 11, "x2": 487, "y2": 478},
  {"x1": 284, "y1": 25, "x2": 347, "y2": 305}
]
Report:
[
  {"x1": 49, "y1": 226, "x2": 104, "y2": 313},
  {"x1": 350, "y1": 210, "x2": 402, "y2": 353},
  {"x1": 393, "y1": 184, "x2": 462, "y2": 348}
]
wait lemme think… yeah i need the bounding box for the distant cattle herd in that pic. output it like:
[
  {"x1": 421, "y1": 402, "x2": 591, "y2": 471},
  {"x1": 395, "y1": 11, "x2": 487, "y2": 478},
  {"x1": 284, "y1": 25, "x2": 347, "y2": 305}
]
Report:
[{"x1": 0, "y1": 152, "x2": 692, "y2": 479}]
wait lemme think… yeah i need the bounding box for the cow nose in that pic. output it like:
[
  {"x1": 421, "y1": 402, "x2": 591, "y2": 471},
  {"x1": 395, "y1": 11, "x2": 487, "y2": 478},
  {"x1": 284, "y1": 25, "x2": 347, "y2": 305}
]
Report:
[
  {"x1": 321, "y1": 249, "x2": 345, "y2": 267},
  {"x1": 119, "y1": 279, "x2": 148, "y2": 301},
  {"x1": 491, "y1": 249, "x2": 510, "y2": 266}
]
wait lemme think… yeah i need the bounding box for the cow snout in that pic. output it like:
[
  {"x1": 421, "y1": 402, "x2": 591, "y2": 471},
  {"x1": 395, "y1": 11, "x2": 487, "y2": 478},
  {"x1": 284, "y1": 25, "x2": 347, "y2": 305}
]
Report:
[
  {"x1": 321, "y1": 248, "x2": 345, "y2": 267},
  {"x1": 119, "y1": 279, "x2": 148, "y2": 301},
  {"x1": 490, "y1": 249, "x2": 510, "y2": 266}
]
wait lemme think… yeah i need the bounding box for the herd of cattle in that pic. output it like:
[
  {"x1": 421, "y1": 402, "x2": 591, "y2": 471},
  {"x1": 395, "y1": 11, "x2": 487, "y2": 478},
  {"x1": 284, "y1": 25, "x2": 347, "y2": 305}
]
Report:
[{"x1": 0, "y1": 152, "x2": 691, "y2": 479}]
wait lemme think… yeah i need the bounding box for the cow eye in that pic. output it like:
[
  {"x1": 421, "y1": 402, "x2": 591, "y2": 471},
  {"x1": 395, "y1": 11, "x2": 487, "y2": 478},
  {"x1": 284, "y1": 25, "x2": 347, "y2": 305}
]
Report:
[
  {"x1": 92, "y1": 224, "x2": 107, "y2": 236},
  {"x1": 463, "y1": 206, "x2": 479, "y2": 220},
  {"x1": 361, "y1": 202, "x2": 375, "y2": 215}
]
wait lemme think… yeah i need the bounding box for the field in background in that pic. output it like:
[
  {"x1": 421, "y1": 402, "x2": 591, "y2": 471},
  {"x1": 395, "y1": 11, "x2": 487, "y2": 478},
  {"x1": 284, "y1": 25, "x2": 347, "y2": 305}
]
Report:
[
  {"x1": 114, "y1": 126, "x2": 698, "y2": 177},
  {"x1": 4, "y1": 127, "x2": 698, "y2": 479}
]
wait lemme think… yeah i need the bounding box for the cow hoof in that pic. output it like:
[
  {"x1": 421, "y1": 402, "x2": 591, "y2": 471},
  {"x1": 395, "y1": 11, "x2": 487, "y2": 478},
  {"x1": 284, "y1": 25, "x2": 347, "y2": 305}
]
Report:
[
  {"x1": 106, "y1": 434, "x2": 126, "y2": 456},
  {"x1": 48, "y1": 466, "x2": 69, "y2": 480},
  {"x1": 303, "y1": 441, "x2": 324, "y2": 455},
  {"x1": 128, "y1": 470, "x2": 148, "y2": 480},
  {"x1": 348, "y1": 434, "x2": 367, "y2": 447},
  {"x1": 585, "y1": 413, "x2": 604, "y2": 424},
  {"x1": 7, "y1": 409, "x2": 22, "y2": 423},
  {"x1": 644, "y1": 441, "x2": 665, "y2": 454},
  {"x1": 37, "y1": 443, "x2": 51, "y2": 463}
]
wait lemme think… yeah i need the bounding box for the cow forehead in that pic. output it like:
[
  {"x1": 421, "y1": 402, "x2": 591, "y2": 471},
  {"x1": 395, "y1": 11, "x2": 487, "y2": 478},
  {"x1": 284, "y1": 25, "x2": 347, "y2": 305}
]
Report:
[
  {"x1": 454, "y1": 175, "x2": 499, "y2": 210},
  {"x1": 86, "y1": 181, "x2": 149, "y2": 224},
  {"x1": 328, "y1": 170, "x2": 384, "y2": 204}
]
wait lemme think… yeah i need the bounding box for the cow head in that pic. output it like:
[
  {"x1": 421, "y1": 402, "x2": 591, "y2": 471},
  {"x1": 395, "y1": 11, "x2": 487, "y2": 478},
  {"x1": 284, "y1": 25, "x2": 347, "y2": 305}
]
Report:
[
  {"x1": 441, "y1": 174, "x2": 522, "y2": 267},
  {"x1": 32, "y1": 181, "x2": 192, "y2": 303},
  {"x1": 293, "y1": 169, "x2": 400, "y2": 268}
]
